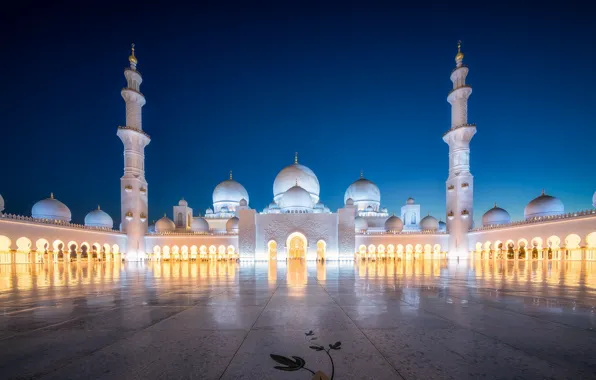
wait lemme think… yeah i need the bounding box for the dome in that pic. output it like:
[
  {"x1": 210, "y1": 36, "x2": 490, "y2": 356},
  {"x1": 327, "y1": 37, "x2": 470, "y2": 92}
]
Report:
[
  {"x1": 406, "y1": 197, "x2": 415, "y2": 205},
  {"x1": 354, "y1": 217, "x2": 368, "y2": 232},
  {"x1": 345, "y1": 198, "x2": 354, "y2": 206},
  {"x1": 273, "y1": 159, "x2": 320, "y2": 204},
  {"x1": 384, "y1": 215, "x2": 403, "y2": 232},
  {"x1": 178, "y1": 198, "x2": 188, "y2": 206},
  {"x1": 268, "y1": 201, "x2": 279, "y2": 209},
  {"x1": 380, "y1": 207, "x2": 388, "y2": 213},
  {"x1": 438, "y1": 220, "x2": 446, "y2": 232},
  {"x1": 155, "y1": 215, "x2": 175, "y2": 232},
  {"x1": 206, "y1": 208, "x2": 213, "y2": 215},
  {"x1": 239, "y1": 198, "x2": 248, "y2": 207},
  {"x1": 366, "y1": 205, "x2": 373, "y2": 212},
  {"x1": 226, "y1": 216, "x2": 239, "y2": 233},
  {"x1": 344, "y1": 177, "x2": 381, "y2": 211},
  {"x1": 592, "y1": 191, "x2": 596, "y2": 208},
  {"x1": 0, "y1": 193, "x2": 4, "y2": 213},
  {"x1": 191, "y1": 217, "x2": 209, "y2": 232},
  {"x1": 420, "y1": 214, "x2": 439, "y2": 231},
  {"x1": 314, "y1": 201, "x2": 324, "y2": 209},
  {"x1": 279, "y1": 185, "x2": 313, "y2": 210},
  {"x1": 84, "y1": 206, "x2": 113, "y2": 228},
  {"x1": 213, "y1": 178, "x2": 249, "y2": 211},
  {"x1": 482, "y1": 204, "x2": 511, "y2": 226},
  {"x1": 524, "y1": 191, "x2": 564, "y2": 219},
  {"x1": 220, "y1": 205, "x2": 229, "y2": 213},
  {"x1": 32, "y1": 193, "x2": 71, "y2": 222},
  {"x1": 148, "y1": 224, "x2": 156, "y2": 233}
]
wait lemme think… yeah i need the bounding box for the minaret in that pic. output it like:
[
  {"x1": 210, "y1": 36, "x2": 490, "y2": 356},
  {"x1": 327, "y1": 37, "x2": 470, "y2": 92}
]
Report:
[
  {"x1": 443, "y1": 41, "x2": 476, "y2": 259},
  {"x1": 117, "y1": 44, "x2": 151, "y2": 261}
]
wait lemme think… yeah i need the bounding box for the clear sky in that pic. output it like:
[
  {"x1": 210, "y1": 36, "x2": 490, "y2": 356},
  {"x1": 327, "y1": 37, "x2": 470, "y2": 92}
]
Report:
[{"x1": 1, "y1": 0, "x2": 594, "y2": 227}]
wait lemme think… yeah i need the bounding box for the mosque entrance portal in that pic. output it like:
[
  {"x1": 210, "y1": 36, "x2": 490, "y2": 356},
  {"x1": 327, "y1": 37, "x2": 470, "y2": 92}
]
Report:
[{"x1": 287, "y1": 232, "x2": 306, "y2": 259}]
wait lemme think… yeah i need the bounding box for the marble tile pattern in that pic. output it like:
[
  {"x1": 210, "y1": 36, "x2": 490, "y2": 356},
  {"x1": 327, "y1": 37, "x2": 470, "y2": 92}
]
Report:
[{"x1": 0, "y1": 259, "x2": 595, "y2": 379}]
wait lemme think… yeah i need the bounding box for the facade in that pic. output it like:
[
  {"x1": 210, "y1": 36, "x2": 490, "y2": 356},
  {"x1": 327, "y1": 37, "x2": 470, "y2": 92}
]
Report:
[{"x1": 1, "y1": 43, "x2": 596, "y2": 264}]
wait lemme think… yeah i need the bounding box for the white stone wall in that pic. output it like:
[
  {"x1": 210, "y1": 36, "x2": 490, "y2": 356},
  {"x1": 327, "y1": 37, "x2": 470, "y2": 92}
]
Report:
[
  {"x1": 255, "y1": 213, "x2": 338, "y2": 261},
  {"x1": 356, "y1": 233, "x2": 449, "y2": 253},
  {"x1": 337, "y1": 207, "x2": 355, "y2": 260},
  {"x1": 145, "y1": 234, "x2": 237, "y2": 254}
]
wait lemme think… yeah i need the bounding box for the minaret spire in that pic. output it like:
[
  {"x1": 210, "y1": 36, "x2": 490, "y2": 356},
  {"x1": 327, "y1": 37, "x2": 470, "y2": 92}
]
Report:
[
  {"x1": 118, "y1": 44, "x2": 151, "y2": 261},
  {"x1": 230, "y1": 170, "x2": 233, "y2": 180},
  {"x1": 294, "y1": 152, "x2": 298, "y2": 164},
  {"x1": 360, "y1": 169, "x2": 363, "y2": 179},
  {"x1": 443, "y1": 41, "x2": 476, "y2": 260}
]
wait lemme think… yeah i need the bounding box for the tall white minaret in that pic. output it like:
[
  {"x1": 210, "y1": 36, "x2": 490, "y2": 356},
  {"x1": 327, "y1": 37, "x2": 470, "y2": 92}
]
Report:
[
  {"x1": 443, "y1": 41, "x2": 476, "y2": 259},
  {"x1": 117, "y1": 44, "x2": 150, "y2": 261}
]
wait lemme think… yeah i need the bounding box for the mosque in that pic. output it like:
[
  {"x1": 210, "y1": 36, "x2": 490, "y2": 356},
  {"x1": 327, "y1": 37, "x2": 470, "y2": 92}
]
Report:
[{"x1": 1, "y1": 43, "x2": 595, "y2": 264}]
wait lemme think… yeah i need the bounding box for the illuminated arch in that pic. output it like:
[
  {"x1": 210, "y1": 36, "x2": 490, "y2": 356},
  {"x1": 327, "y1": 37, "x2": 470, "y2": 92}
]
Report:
[
  {"x1": 287, "y1": 232, "x2": 307, "y2": 259},
  {"x1": 218, "y1": 245, "x2": 226, "y2": 256},
  {"x1": 112, "y1": 244, "x2": 120, "y2": 254},
  {"x1": 415, "y1": 244, "x2": 423, "y2": 254},
  {"x1": 162, "y1": 245, "x2": 170, "y2": 260},
  {"x1": 103, "y1": 243, "x2": 111, "y2": 254},
  {"x1": 358, "y1": 245, "x2": 366, "y2": 255},
  {"x1": 367, "y1": 244, "x2": 376, "y2": 254},
  {"x1": 565, "y1": 234, "x2": 581, "y2": 249},
  {"x1": 227, "y1": 245, "x2": 235, "y2": 255},
  {"x1": 16, "y1": 237, "x2": 32, "y2": 253},
  {"x1": 587, "y1": 232, "x2": 596, "y2": 248},
  {"x1": 268, "y1": 240, "x2": 278, "y2": 260},
  {"x1": 433, "y1": 244, "x2": 441, "y2": 254},
  {"x1": 317, "y1": 240, "x2": 326, "y2": 261},
  {"x1": 0, "y1": 235, "x2": 11, "y2": 252},
  {"x1": 153, "y1": 245, "x2": 161, "y2": 260},
  {"x1": 209, "y1": 245, "x2": 217, "y2": 255},
  {"x1": 405, "y1": 244, "x2": 413, "y2": 254},
  {"x1": 424, "y1": 244, "x2": 432, "y2": 255},
  {"x1": 475, "y1": 242, "x2": 483, "y2": 252},
  {"x1": 190, "y1": 245, "x2": 198, "y2": 259}
]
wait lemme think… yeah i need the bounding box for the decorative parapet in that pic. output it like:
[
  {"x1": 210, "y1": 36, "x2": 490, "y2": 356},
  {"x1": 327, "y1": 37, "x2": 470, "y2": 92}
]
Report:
[
  {"x1": 118, "y1": 125, "x2": 150, "y2": 139},
  {"x1": 471, "y1": 209, "x2": 596, "y2": 232},
  {"x1": 443, "y1": 123, "x2": 476, "y2": 136},
  {"x1": 357, "y1": 230, "x2": 447, "y2": 236},
  {"x1": 447, "y1": 84, "x2": 472, "y2": 96},
  {"x1": 147, "y1": 231, "x2": 238, "y2": 236},
  {"x1": 0, "y1": 213, "x2": 123, "y2": 233}
]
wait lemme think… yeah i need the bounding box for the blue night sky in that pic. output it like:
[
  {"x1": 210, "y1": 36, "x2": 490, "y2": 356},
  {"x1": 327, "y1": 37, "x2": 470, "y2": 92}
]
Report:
[{"x1": 1, "y1": 1, "x2": 595, "y2": 227}]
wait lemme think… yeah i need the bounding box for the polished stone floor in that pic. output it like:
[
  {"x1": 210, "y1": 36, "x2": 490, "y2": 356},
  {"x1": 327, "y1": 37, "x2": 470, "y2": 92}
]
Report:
[{"x1": 1, "y1": 259, "x2": 596, "y2": 379}]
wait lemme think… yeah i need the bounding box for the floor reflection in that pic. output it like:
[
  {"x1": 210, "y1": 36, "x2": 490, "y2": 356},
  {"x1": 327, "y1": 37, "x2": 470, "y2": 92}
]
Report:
[{"x1": 1, "y1": 260, "x2": 596, "y2": 293}]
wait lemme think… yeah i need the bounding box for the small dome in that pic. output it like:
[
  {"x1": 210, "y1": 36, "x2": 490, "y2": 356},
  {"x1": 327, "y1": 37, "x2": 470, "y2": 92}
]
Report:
[
  {"x1": 191, "y1": 217, "x2": 209, "y2": 232},
  {"x1": 344, "y1": 177, "x2": 381, "y2": 210},
  {"x1": 84, "y1": 206, "x2": 113, "y2": 228},
  {"x1": 239, "y1": 198, "x2": 248, "y2": 207},
  {"x1": 438, "y1": 220, "x2": 446, "y2": 232},
  {"x1": 268, "y1": 201, "x2": 279, "y2": 209},
  {"x1": 406, "y1": 197, "x2": 415, "y2": 205},
  {"x1": 206, "y1": 208, "x2": 213, "y2": 215},
  {"x1": 314, "y1": 201, "x2": 324, "y2": 209},
  {"x1": 148, "y1": 224, "x2": 156, "y2": 233},
  {"x1": 354, "y1": 216, "x2": 368, "y2": 232},
  {"x1": 280, "y1": 185, "x2": 313, "y2": 210},
  {"x1": 384, "y1": 215, "x2": 403, "y2": 232},
  {"x1": 380, "y1": 207, "x2": 388, "y2": 213},
  {"x1": 155, "y1": 215, "x2": 175, "y2": 232},
  {"x1": 524, "y1": 191, "x2": 564, "y2": 219},
  {"x1": 273, "y1": 158, "x2": 320, "y2": 204},
  {"x1": 482, "y1": 204, "x2": 511, "y2": 226},
  {"x1": 345, "y1": 198, "x2": 354, "y2": 206},
  {"x1": 0, "y1": 193, "x2": 4, "y2": 213},
  {"x1": 178, "y1": 198, "x2": 188, "y2": 206},
  {"x1": 226, "y1": 216, "x2": 239, "y2": 233},
  {"x1": 32, "y1": 193, "x2": 71, "y2": 222},
  {"x1": 420, "y1": 214, "x2": 439, "y2": 231},
  {"x1": 366, "y1": 205, "x2": 373, "y2": 212},
  {"x1": 323, "y1": 206, "x2": 330, "y2": 213},
  {"x1": 220, "y1": 205, "x2": 229, "y2": 213}
]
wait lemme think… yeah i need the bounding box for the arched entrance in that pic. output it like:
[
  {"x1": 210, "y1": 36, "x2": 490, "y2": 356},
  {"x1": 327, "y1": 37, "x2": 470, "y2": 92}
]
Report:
[
  {"x1": 286, "y1": 232, "x2": 307, "y2": 260},
  {"x1": 268, "y1": 240, "x2": 277, "y2": 260},
  {"x1": 317, "y1": 240, "x2": 326, "y2": 261}
]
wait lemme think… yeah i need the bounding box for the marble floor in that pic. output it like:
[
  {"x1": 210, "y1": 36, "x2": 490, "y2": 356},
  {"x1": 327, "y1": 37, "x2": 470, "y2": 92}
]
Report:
[{"x1": 1, "y1": 259, "x2": 596, "y2": 379}]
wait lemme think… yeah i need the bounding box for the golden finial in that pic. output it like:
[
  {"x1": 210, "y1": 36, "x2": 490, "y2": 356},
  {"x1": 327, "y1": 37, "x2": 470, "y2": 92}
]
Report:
[
  {"x1": 129, "y1": 43, "x2": 138, "y2": 66},
  {"x1": 50, "y1": 192, "x2": 54, "y2": 199},
  {"x1": 541, "y1": 189, "x2": 545, "y2": 196},
  {"x1": 163, "y1": 213, "x2": 166, "y2": 217},
  {"x1": 98, "y1": 205, "x2": 101, "y2": 210},
  {"x1": 494, "y1": 202, "x2": 497, "y2": 208},
  {"x1": 229, "y1": 170, "x2": 233, "y2": 180},
  {"x1": 455, "y1": 40, "x2": 464, "y2": 62},
  {"x1": 360, "y1": 169, "x2": 363, "y2": 179},
  {"x1": 294, "y1": 152, "x2": 298, "y2": 164},
  {"x1": 295, "y1": 178, "x2": 299, "y2": 186}
]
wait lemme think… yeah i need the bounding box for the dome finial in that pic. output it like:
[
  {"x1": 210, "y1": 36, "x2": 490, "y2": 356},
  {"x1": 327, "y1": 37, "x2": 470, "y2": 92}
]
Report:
[
  {"x1": 295, "y1": 178, "x2": 299, "y2": 187},
  {"x1": 97, "y1": 204, "x2": 101, "y2": 210},
  {"x1": 229, "y1": 170, "x2": 233, "y2": 180},
  {"x1": 455, "y1": 40, "x2": 464, "y2": 66},
  {"x1": 50, "y1": 192, "x2": 54, "y2": 199},
  {"x1": 494, "y1": 202, "x2": 497, "y2": 208},
  {"x1": 129, "y1": 43, "x2": 138, "y2": 68},
  {"x1": 360, "y1": 169, "x2": 363, "y2": 179},
  {"x1": 294, "y1": 152, "x2": 298, "y2": 164},
  {"x1": 541, "y1": 189, "x2": 545, "y2": 196}
]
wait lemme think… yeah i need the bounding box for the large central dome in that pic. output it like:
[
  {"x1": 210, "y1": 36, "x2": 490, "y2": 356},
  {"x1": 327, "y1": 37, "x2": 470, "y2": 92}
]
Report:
[{"x1": 273, "y1": 155, "x2": 320, "y2": 204}]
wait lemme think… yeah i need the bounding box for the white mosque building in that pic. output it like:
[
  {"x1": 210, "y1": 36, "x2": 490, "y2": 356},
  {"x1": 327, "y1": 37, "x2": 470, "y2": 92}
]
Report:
[{"x1": 1, "y1": 43, "x2": 595, "y2": 264}]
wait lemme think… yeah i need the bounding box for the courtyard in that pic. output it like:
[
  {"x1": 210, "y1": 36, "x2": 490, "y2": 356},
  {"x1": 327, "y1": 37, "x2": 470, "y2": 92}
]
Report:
[{"x1": 0, "y1": 259, "x2": 595, "y2": 379}]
